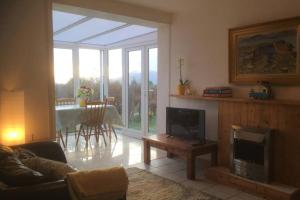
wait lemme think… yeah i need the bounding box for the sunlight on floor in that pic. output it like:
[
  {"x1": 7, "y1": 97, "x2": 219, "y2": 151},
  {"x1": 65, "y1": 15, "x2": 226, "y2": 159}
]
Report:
[{"x1": 61, "y1": 133, "x2": 166, "y2": 170}]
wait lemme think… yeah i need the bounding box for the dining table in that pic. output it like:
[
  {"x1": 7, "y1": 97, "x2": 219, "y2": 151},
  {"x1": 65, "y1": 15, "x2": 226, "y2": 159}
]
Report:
[{"x1": 55, "y1": 104, "x2": 123, "y2": 132}]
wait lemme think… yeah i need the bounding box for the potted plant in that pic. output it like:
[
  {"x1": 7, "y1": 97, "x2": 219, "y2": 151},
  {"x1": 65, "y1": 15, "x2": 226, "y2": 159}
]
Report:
[
  {"x1": 177, "y1": 58, "x2": 190, "y2": 95},
  {"x1": 77, "y1": 86, "x2": 94, "y2": 107}
]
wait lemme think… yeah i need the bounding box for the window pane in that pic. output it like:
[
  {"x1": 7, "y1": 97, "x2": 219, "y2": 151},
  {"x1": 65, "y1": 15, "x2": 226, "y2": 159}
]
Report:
[
  {"x1": 148, "y1": 48, "x2": 157, "y2": 134},
  {"x1": 108, "y1": 49, "x2": 122, "y2": 115},
  {"x1": 79, "y1": 49, "x2": 100, "y2": 101},
  {"x1": 128, "y1": 50, "x2": 141, "y2": 131},
  {"x1": 54, "y1": 48, "x2": 74, "y2": 99},
  {"x1": 52, "y1": 10, "x2": 85, "y2": 32}
]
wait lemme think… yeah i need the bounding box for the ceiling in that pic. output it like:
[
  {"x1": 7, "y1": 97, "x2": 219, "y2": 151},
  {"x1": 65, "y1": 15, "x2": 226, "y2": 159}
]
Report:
[
  {"x1": 114, "y1": 0, "x2": 194, "y2": 13},
  {"x1": 52, "y1": 10, "x2": 157, "y2": 46}
]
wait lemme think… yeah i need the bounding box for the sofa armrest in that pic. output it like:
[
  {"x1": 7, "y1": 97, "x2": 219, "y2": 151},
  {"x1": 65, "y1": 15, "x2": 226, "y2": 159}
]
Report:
[
  {"x1": 12, "y1": 141, "x2": 67, "y2": 163},
  {"x1": 0, "y1": 180, "x2": 70, "y2": 200}
]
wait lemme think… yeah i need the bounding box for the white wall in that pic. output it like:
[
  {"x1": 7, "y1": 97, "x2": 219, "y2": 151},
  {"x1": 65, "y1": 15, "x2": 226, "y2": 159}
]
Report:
[
  {"x1": 0, "y1": 0, "x2": 54, "y2": 142},
  {"x1": 169, "y1": 0, "x2": 300, "y2": 97},
  {"x1": 157, "y1": 24, "x2": 170, "y2": 133},
  {"x1": 167, "y1": 0, "x2": 300, "y2": 140}
]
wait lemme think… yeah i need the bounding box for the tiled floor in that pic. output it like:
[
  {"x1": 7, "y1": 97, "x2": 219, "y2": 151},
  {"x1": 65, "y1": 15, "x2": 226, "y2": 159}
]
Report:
[{"x1": 61, "y1": 133, "x2": 265, "y2": 200}]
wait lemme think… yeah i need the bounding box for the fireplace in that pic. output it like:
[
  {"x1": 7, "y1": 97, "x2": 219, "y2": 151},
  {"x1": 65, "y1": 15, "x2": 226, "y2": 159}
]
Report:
[{"x1": 230, "y1": 125, "x2": 272, "y2": 182}]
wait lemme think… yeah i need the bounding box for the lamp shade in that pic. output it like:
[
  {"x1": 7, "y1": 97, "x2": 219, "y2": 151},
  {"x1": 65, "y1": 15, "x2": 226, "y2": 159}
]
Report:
[{"x1": 0, "y1": 91, "x2": 25, "y2": 146}]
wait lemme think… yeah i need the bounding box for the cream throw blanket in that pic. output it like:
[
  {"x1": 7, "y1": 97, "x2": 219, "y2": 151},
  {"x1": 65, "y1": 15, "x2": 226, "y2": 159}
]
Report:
[{"x1": 67, "y1": 167, "x2": 128, "y2": 200}]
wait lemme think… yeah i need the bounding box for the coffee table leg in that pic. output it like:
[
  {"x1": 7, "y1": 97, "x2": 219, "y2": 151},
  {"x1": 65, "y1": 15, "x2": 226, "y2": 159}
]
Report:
[
  {"x1": 211, "y1": 150, "x2": 217, "y2": 166},
  {"x1": 167, "y1": 152, "x2": 175, "y2": 158},
  {"x1": 144, "y1": 140, "x2": 150, "y2": 164},
  {"x1": 187, "y1": 152, "x2": 195, "y2": 180}
]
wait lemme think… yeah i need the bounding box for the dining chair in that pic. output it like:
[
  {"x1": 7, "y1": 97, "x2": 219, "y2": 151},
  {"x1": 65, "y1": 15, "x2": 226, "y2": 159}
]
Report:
[
  {"x1": 76, "y1": 100, "x2": 107, "y2": 147},
  {"x1": 104, "y1": 97, "x2": 118, "y2": 140},
  {"x1": 56, "y1": 98, "x2": 77, "y2": 148},
  {"x1": 105, "y1": 97, "x2": 116, "y2": 105},
  {"x1": 56, "y1": 130, "x2": 66, "y2": 148}
]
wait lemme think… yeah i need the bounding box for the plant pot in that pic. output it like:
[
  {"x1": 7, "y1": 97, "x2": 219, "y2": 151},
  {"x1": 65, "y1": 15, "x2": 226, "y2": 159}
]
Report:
[
  {"x1": 79, "y1": 99, "x2": 86, "y2": 107},
  {"x1": 177, "y1": 85, "x2": 185, "y2": 95}
]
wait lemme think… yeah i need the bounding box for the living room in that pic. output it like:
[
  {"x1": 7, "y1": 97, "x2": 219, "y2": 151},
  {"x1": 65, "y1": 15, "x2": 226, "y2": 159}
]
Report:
[{"x1": 1, "y1": 0, "x2": 300, "y2": 200}]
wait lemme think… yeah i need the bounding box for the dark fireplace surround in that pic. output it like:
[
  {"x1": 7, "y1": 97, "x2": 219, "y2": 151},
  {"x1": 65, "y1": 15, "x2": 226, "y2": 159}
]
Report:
[{"x1": 230, "y1": 125, "x2": 272, "y2": 183}]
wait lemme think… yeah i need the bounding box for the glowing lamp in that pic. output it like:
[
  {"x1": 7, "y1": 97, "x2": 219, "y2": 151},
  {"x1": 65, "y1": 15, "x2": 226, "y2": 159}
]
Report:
[{"x1": 0, "y1": 91, "x2": 25, "y2": 146}]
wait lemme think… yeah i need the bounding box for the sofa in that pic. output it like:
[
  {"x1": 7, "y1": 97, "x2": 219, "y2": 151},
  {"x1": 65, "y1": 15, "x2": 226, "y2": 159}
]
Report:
[{"x1": 0, "y1": 141, "x2": 71, "y2": 200}]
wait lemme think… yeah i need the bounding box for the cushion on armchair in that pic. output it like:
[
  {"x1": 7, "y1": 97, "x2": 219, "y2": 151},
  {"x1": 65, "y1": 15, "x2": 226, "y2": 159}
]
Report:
[
  {"x1": 14, "y1": 147, "x2": 37, "y2": 160},
  {"x1": 0, "y1": 141, "x2": 71, "y2": 200},
  {"x1": 0, "y1": 145, "x2": 14, "y2": 159},
  {"x1": 0, "y1": 143, "x2": 75, "y2": 186},
  {"x1": 22, "y1": 157, "x2": 76, "y2": 181},
  {"x1": 67, "y1": 167, "x2": 128, "y2": 200},
  {"x1": 0, "y1": 156, "x2": 45, "y2": 186}
]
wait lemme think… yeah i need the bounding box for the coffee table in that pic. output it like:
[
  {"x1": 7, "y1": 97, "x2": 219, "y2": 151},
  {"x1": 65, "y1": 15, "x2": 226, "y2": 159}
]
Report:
[{"x1": 143, "y1": 134, "x2": 218, "y2": 180}]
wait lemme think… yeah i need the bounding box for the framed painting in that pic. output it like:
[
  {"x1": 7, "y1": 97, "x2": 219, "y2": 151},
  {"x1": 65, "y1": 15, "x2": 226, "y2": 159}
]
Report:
[{"x1": 229, "y1": 17, "x2": 300, "y2": 85}]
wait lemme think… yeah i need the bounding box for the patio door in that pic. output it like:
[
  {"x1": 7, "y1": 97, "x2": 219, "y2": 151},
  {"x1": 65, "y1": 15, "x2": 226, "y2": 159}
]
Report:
[{"x1": 123, "y1": 46, "x2": 157, "y2": 138}]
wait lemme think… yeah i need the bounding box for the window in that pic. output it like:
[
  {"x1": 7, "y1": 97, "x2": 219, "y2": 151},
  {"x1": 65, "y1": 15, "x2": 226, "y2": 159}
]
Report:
[
  {"x1": 54, "y1": 48, "x2": 74, "y2": 99},
  {"x1": 79, "y1": 49, "x2": 101, "y2": 101},
  {"x1": 108, "y1": 49, "x2": 122, "y2": 115},
  {"x1": 128, "y1": 50, "x2": 142, "y2": 130}
]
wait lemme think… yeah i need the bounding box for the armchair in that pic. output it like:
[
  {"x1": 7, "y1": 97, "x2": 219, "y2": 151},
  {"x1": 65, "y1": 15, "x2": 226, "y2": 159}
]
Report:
[
  {"x1": 0, "y1": 141, "x2": 127, "y2": 200},
  {"x1": 0, "y1": 141, "x2": 70, "y2": 200}
]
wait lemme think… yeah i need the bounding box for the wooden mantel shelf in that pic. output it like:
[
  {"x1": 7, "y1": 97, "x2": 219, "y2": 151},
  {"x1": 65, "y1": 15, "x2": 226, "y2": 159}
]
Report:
[{"x1": 170, "y1": 94, "x2": 300, "y2": 106}]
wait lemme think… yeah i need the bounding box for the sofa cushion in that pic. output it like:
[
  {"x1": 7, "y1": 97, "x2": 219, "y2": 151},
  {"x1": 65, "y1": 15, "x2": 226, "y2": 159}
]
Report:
[
  {"x1": 0, "y1": 145, "x2": 14, "y2": 159},
  {"x1": 67, "y1": 167, "x2": 128, "y2": 200},
  {"x1": 0, "y1": 156, "x2": 45, "y2": 186},
  {"x1": 23, "y1": 157, "x2": 76, "y2": 181},
  {"x1": 0, "y1": 181, "x2": 8, "y2": 190},
  {"x1": 14, "y1": 147, "x2": 36, "y2": 160}
]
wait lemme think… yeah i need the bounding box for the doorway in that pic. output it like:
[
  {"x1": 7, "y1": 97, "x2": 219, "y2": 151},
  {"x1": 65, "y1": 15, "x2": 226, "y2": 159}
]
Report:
[
  {"x1": 53, "y1": 6, "x2": 160, "y2": 140},
  {"x1": 107, "y1": 46, "x2": 157, "y2": 138}
]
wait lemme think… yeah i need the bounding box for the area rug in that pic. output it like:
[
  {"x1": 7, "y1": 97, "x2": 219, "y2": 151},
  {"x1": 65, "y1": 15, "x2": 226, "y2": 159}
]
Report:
[{"x1": 126, "y1": 168, "x2": 220, "y2": 200}]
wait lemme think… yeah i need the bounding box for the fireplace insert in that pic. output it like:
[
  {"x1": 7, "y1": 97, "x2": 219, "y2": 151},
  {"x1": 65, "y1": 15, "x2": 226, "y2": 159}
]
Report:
[{"x1": 230, "y1": 125, "x2": 272, "y2": 182}]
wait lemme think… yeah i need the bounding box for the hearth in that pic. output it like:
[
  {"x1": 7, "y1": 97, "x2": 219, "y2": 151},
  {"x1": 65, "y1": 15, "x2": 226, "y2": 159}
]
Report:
[{"x1": 230, "y1": 125, "x2": 272, "y2": 182}]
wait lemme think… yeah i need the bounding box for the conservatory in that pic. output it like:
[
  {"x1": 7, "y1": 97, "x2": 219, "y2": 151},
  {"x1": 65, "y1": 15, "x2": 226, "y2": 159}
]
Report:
[{"x1": 53, "y1": 6, "x2": 158, "y2": 140}]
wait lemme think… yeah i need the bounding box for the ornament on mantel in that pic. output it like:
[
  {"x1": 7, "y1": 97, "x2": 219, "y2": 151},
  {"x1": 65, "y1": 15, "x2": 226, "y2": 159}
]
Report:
[
  {"x1": 177, "y1": 57, "x2": 190, "y2": 95},
  {"x1": 249, "y1": 81, "x2": 273, "y2": 100}
]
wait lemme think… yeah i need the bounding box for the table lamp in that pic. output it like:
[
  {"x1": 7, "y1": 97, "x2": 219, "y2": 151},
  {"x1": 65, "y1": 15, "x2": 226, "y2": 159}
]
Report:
[{"x1": 0, "y1": 90, "x2": 25, "y2": 146}]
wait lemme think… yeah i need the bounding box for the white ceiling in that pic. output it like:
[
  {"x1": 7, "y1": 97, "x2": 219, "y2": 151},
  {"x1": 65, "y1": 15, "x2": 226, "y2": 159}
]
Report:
[
  {"x1": 53, "y1": 10, "x2": 157, "y2": 46},
  {"x1": 114, "y1": 0, "x2": 192, "y2": 13}
]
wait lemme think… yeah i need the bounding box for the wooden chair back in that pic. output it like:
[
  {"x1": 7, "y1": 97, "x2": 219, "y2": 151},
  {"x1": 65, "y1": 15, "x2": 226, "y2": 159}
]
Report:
[
  {"x1": 84, "y1": 100, "x2": 107, "y2": 126},
  {"x1": 105, "y1": 97, "x2": 116, "y2": 105},
  {"x1": 56, "y1": 98, "x2": 76, "y2": 106}
]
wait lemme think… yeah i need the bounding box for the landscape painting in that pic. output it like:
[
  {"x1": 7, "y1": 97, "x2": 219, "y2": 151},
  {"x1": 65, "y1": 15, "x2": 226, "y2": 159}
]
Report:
[
  {"x1": 229, "y1": 17, "x2": 300, "y2": 85},
  {"x1": 238, "y1": 30, "x2": 297, "y2": 74}
]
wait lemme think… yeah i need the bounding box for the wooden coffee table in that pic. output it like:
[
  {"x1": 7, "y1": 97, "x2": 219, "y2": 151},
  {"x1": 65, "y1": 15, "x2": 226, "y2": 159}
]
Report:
[{"x1": 143, "y1": 134, "x2": 218, "y2": 180}]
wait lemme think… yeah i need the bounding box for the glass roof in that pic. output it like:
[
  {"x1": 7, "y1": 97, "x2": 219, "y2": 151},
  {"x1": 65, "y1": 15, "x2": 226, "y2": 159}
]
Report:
[
  {"x1": 53, "y1": 10, "x2": 157, "y2": 46},
  {"x1": 54, "y1": 18, "x2": 126, "y2": 42},
  {"x1": 82, "y1": 25, "x2": 156, "y2": 45},
  {"x1": 53, "y1": 11, "x2": 86, "y2": 32}
]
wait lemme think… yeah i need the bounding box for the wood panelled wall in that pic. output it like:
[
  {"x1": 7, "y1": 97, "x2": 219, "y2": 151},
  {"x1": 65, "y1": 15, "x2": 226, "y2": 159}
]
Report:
[{"x1": 218, "y1": 101, "x2": 300, "y2": 187}]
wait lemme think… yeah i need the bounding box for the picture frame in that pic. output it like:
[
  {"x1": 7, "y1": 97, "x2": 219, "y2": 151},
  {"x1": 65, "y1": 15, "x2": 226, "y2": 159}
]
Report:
[{"x1": 229, "y1": 17, "x2": 300, "y2": 85}]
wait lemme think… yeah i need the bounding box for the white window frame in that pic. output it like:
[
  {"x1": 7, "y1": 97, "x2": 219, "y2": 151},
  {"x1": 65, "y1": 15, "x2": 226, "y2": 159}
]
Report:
[
  {"x1": 53, "y1": 43, "x2": 105, "y2": 101},
  {"x1": 105, "y1": 40, "x2": 157, "y2": 138},
  {"x1": 54, "y1": 40, "x2": 158, "y2": 138}
]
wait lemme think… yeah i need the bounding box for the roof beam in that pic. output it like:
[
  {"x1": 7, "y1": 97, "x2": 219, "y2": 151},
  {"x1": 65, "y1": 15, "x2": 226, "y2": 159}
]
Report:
[
  {"x1": 76, "y1": 24, "x2": 131, "y2": 43},
  {"x1": 104, "y1": 31, "x2": 157, "y2": 46},
  {"x1": 54, "y1": 16, "x2": 92, "y2": 36}
]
